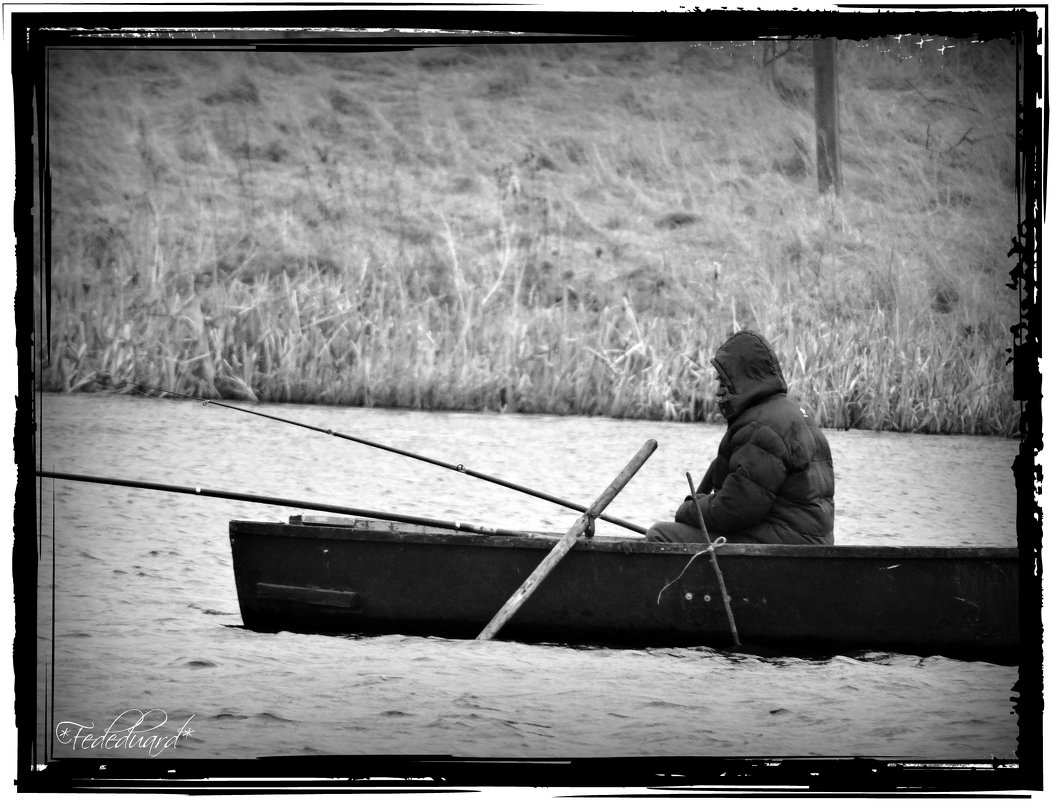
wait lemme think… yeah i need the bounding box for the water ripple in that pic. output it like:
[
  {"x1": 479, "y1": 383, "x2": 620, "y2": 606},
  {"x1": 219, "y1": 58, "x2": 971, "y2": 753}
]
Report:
[{"x1": 36, "y1": 394, "x2": 1022, "y2": 761}]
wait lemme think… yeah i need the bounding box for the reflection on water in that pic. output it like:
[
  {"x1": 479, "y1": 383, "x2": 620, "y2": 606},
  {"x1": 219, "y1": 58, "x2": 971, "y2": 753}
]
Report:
[{"x1": 33, "y1": 393, "x2": 1021, "y2": 762}]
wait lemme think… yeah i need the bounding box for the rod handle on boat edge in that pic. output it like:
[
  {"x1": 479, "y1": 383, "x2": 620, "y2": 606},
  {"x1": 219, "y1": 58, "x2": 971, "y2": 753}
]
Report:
[{"x1": 477, "y1": 439, "x2": 658, "y2": 641}]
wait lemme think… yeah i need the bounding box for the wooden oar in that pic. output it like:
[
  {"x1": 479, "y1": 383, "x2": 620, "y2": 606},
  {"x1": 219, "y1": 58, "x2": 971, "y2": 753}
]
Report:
[
  {"x1": 95, "y1": 376, "x2": 648, "y2": 535},
  {"x1": 687, "y1": 471, "x2": 740, "y2": 648},
  {"x1": 37, "y1": 470, "x2": 528, "y2": 537},
  {"x1": 477, "y1": 439, "x2": 658, "y2": 641}
]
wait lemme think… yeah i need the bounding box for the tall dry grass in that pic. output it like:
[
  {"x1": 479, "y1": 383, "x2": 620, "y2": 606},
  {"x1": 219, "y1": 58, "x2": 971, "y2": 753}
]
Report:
[{"x1": 38, "y1": 39, "x2": 1021, "y2": 435}]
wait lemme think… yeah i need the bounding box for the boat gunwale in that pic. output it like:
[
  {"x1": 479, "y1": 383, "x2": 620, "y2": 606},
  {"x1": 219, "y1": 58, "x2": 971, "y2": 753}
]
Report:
[{"x1": 228, "y1": 518, "x2": 1019, "y2": 560}]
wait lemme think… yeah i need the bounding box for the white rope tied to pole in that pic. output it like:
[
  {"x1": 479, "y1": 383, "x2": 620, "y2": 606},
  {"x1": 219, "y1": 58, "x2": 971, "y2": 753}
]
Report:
[
  {"x1": 656, "y1": 536, "x2": 727, "y2": 605},
  {"x1": 685, "y1": 471, "x2": 741, "y2": 647}
]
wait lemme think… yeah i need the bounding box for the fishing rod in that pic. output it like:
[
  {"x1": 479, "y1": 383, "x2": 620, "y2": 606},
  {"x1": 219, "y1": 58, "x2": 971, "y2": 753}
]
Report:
[
  {"x1": 37, "y1": 470, "x2": 530, "y2": 537},
  {"x1": 94, "y1": 375, "x2": 649, "y2": 535}
]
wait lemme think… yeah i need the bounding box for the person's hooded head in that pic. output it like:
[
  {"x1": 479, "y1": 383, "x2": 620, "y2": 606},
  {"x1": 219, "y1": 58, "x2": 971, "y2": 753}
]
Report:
[{"x1": 711, "y1": 330, "x2": 788, "y2": 422}]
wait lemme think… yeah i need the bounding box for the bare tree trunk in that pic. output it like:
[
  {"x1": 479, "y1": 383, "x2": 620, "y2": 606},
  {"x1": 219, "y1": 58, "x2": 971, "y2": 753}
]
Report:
[{"x1": 814, "y1": 38, "x2": 842, "y2": 196}]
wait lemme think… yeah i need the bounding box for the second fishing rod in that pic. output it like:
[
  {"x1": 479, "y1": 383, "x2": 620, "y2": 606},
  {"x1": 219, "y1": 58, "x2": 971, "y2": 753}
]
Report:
[{"x1": 95, "y1": 375, "x2": 648, "y2": 535}]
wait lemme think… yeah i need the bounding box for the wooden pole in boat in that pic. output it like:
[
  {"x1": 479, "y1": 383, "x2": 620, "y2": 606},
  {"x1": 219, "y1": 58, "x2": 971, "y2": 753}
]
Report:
[
  {"x1": 36, "y1": 470, "x2": 528, "y2": 537},
  {"x1": 477, "y1": 439, "x2": 658, "y2": 642},
  {"x1": 96, "y1": 376, "x2": 649, "y2": 536},
  {"x1": 687, "y1": 472, "x2": 740, "y2": 648}
]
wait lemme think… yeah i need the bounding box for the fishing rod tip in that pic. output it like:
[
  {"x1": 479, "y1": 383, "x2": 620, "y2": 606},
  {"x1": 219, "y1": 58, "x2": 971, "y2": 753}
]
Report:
[{"x1": 94, "y1": 373, "x2": 127, "y2": 391}]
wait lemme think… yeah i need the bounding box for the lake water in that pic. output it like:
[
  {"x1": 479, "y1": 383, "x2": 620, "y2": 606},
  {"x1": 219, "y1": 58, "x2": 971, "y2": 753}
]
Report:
[{"x1": 33, "y1": 393, "x2": 1022, "y2": 771}]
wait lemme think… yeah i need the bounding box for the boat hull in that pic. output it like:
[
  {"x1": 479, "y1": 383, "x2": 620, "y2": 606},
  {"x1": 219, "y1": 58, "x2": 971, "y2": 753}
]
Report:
[{"x1": 229, "y1": 516, "x2": 1020, "y2": 663}]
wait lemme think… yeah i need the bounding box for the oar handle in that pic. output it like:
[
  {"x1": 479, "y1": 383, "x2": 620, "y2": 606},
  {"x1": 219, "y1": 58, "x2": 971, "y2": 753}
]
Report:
[{"x1": 477, "y1": 439, "x2": 658, "y2": 641}]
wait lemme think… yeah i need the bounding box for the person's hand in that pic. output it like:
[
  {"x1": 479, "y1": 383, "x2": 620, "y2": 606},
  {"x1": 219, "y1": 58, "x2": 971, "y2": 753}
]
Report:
[{"x1": 675, "y1": 497, "x2": 701, "y2": 526}]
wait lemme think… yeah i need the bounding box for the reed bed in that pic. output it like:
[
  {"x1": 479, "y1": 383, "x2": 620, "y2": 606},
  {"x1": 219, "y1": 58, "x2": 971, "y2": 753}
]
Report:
[
  {"x1": 39, "y1": 251, "x2": 1016, "y2": 434},
  {"x1": 38, "y1": 39, "x2": 1022, "y2": 435}
]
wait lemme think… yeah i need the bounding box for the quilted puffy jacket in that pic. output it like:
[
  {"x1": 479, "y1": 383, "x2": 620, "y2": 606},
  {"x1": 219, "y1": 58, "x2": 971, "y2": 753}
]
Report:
[{"x1": 675, "y1": 330, "x2": 835, "y2": 544}]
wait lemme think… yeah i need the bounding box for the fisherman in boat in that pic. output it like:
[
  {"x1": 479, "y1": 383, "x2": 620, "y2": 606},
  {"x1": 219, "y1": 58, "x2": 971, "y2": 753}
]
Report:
[{"x1": 646, "y1": 329, "x2": 835, "y2": 545}]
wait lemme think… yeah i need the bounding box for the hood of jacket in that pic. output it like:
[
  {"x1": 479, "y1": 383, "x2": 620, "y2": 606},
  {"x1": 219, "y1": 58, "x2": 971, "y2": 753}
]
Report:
[{"x1": 711, "y1": 330, "x2": 788, "y2": 421}]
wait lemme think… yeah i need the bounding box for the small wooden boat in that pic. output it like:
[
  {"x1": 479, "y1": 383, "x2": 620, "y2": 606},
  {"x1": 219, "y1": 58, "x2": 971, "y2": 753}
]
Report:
[{"x1": 229, "y1": 515, "x2": 1020, "y2": 664}]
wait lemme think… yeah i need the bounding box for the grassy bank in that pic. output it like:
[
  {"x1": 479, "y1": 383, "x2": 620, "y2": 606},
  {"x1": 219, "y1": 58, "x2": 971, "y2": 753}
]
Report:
[{"x1": 39, "y1": 37, "x2": 1020, "y2": 435}]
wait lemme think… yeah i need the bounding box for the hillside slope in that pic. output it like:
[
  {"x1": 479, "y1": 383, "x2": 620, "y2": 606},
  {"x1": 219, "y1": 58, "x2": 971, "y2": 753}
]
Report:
[{"x1": 40, "y1": 37, "x2": 1020, "y2": 434}]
